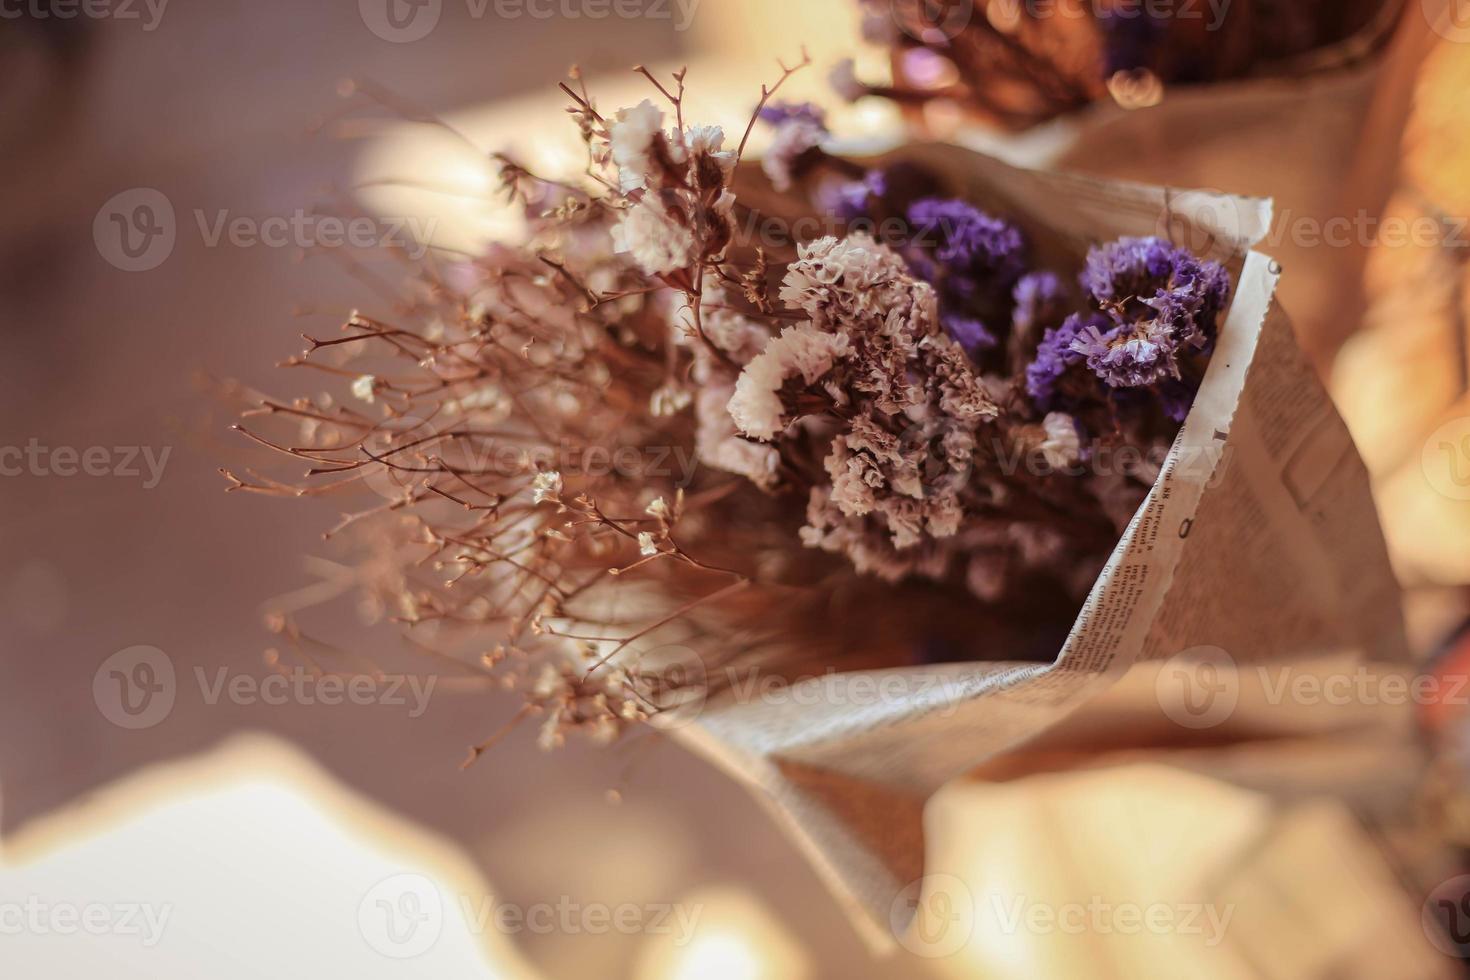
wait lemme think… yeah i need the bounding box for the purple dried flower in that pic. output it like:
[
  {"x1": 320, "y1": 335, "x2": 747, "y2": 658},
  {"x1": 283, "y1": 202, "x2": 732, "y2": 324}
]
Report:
[
  {"x1": 1082, "y1": 236, "x2": 1181, "y2": 304},
  {"x1": 1083, "y1": 237, "x2": 1229, "y2": 324},
  {"x1": 1011, "y1": 271, "x2": 1068, "y2": 337},
  {"x1": 825, "y1": 169, "x2": 887, "y2": 222},
  {"x1": 1098, "y1": 9, "x2": 1166, "y2": 76},
  {"x1": 1026, "y1": 312, "x2": 1103, "y2": 410},
  {"x1": 907, "y1": 198, "x2": 1026, "y2": 282},
  {"x1": 758, "y1": 101, "x2": 827, "y2": 128},
  {"x1": 1072, "y1": 237, "x2": 1231, "y2": 388},
  {"x1": 1158, "y1": 378, "x2": 1198, "y2": 423},
  {"x1": 942, "y1": 315, "x2": 997, "y2": 356},
  {"x1": 1070, "y1": 319, "x2": 1174, "y2": 389}
]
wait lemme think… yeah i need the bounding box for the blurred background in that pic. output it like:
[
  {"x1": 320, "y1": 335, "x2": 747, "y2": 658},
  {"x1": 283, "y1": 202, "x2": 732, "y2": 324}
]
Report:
[{"x1": 3, "y1": 0, "x2": 1470, "y2": 977}]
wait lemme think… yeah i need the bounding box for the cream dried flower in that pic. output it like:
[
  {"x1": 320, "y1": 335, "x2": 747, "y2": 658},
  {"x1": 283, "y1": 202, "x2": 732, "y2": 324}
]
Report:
[
  {"x1": 613, "y1": 193, "x2": 699, "y2": 275},
  {"x1": 1039, "y1": 412, "x2": 1082, "y2": 471},
  {"x1": 728, "y1": 324, "x2": 851, "y2": 440},
  {"x1": 762, "y1": 116, "x2": 828, "y2": 192},
  {"x1": 609, "y1": 99, "x2": 665, "y2": 190},
  {"x1": 531, "y1": 471, "x2": 563, "y2": 505}
]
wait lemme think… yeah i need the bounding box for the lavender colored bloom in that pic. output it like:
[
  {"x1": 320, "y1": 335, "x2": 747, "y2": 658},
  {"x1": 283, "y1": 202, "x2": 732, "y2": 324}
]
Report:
[
  {"x1": 1083, "y1": 236, "x2": 1230, "y2": 327},
  {"x1": 1071, "y1": 237, "x2": 1231, "y2": 389},
  {"x1": 901, "y1": 199, "x2": 1028, "y2": 365},
  {"x1": 906, "y1": 198, "x2": 1026, "y2": 282},
  {"x1": 1070, "y1": 319, "x2": 1174, "y2": 389},
  {"x1": 1157, "y1": 378, "x2": 1198, "y2": 423},
  {"x1": 942, "y1": 315, "x2": 997, "y2": 356},
  {"x1": 1082, "y1": 236, "x2": 1182, "y2": 305},
  {"x1": 1098, "y1": 9, "x2": 1166, "y2": 76},
  {"x1": 1011, "y1": 271, "x2": 1068, "y2": 337},
  {"x1": 826, "y1": 169, "x2": 887, "y2": 222},
  {"x1": 1026, "y1": 312, "x2": 1103, "y2": 410},
  {"x1": 758, "y1": 101, "x2": 827, "y2": 128}
]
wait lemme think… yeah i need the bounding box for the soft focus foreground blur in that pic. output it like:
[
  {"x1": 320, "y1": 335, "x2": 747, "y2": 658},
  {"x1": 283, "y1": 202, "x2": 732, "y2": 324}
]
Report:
[{"x1": 2, "y1": 1, "x2": 1469, "y2": 977}]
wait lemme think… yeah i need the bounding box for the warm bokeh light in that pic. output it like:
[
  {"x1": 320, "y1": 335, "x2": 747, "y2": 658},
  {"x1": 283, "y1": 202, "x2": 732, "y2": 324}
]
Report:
[
  {"x1": 1, "y1": 737, "x2": 539, "y2": 979},
  {"x1": 351, "y1": 0, "x2": 898, "y2": 255},
  {"x1": 633, "y1": 885, "x2": 811, "y2": 980}
]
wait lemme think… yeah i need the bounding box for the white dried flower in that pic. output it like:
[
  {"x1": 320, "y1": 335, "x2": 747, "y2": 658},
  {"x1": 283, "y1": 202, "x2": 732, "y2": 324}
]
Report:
[
  {"x1": 531, "y1": 471, "x2": 563, "y2": 505},
  {"x1": 729, "y1": 324, "x2": 850, "y2": 441},
  {"x1": 645, "y1": 496, "x2": 671, "y2": 520},
  {"x1": 351, "y1": 374, "x2": 377, "y2": 404},
  {"x1": 638, "y1": 531, "x2": 658, "y2": 556},
  {"x1": 672, "y1": 287, "x2": 770, "y2": 365},
  {"x1": 778, "y1": 234, "x2": 926, "y2": 330},
  {"x1": 650, "y1": 383, "x2": 693, "y2": 417},
  {"x1": 445, "y1": 383, "x2": 511, "y2": 419},
  {"x1": 613, "y1": 194, "x2": 697, "y2": 275},
  {"x1": 694, "y1": 383, "x2": 782, "y2": 490},
  {"x1": 1039, "y1": 412, "x2": 1082, "y2": 471},
  {"x1": 677, "y1": 124, "x2": 736, "y2": 179},
  {"x1": 761, "y1": 116, "x2": 828, "y2": 193},
  {"x1": 609, "y1": 99, "x2": 664, "y2": 190}
]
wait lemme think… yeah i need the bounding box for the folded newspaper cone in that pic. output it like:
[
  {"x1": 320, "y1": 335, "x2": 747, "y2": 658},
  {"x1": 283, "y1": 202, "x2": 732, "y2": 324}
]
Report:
[{"x1": 674, "y1": 151, "x2": 1409, "y2": 951}]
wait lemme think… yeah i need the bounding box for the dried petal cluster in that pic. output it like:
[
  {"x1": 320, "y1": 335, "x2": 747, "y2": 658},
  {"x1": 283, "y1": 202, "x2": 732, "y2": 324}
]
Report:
[{"x1": 229, "y1": 72, "x2": 1233, "y2": 750}]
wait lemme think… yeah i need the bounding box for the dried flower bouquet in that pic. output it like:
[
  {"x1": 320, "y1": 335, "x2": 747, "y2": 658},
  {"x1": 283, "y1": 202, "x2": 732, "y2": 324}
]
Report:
[{"x1": 225, "y1": 65, "x2": 1247, "y2": 759}]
